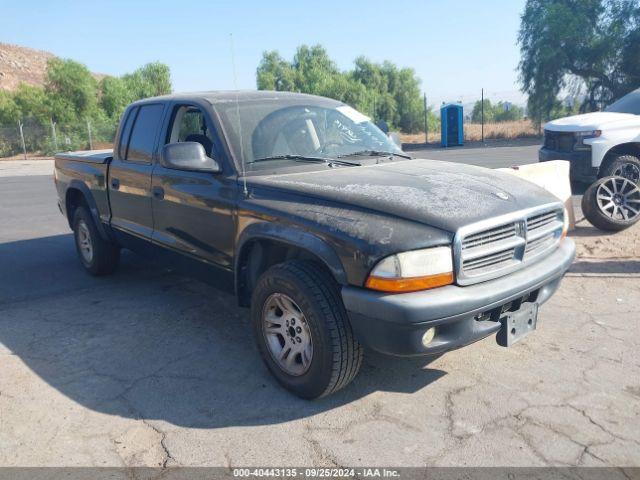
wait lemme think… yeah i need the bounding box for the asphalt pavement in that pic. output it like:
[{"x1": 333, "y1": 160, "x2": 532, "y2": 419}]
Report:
[
  {"x1": 0, "y1": 147, "x2": 638, "y2": 468},
  {"x1": 408, "y1": 142, "x2": 540, "y2": 168}
]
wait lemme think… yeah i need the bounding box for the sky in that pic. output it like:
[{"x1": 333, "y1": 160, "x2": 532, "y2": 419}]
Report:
[{"x1": 2, "y1": 0, "x2": 528, "y2": 107}]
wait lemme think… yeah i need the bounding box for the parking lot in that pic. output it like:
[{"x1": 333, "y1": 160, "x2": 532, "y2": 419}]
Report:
[{"x1": 1, "y1": 145, "x2": 639, "y2": 468}]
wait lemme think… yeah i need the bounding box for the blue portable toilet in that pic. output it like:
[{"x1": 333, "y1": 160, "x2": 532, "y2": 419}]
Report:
[{"x1": 440, "y1": 103, "x2": 464, "y2": 147}]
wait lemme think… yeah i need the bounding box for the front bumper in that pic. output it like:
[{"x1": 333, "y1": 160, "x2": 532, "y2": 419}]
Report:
[
  {"x1": 539, "y1": 147, "x2": 597, "y2": 183},
  {"x1": 341, "y1": 238, "x2": 576, "y2": 356}
]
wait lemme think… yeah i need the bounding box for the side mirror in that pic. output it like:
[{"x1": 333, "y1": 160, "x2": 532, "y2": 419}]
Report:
[
  {"x1": 375, "y1": 120, "x2": 389, "y2": 134},
  {"x1": 161, "y1": 142, "x2": 221, "y2": 173}
]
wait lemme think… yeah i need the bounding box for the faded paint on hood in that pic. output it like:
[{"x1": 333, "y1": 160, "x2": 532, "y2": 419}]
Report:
[{"x1": 247, "y1": 159, "x2": 560, "y2": 233}]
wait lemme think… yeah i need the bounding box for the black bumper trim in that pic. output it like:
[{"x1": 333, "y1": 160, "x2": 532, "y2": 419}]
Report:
[
  {"x1": 539, "y1": 147, "x2": 598, "y2": 183},
  {"x1": 342, "y1": 239, "x2": 576, "y2": 356}
]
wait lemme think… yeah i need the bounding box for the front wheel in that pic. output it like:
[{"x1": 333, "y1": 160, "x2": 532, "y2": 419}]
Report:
[
  {"x1": 600, "y1": 154, "x2": 640, "y2": 184},
  {"x1": 251, "y1": 260, "x2": 363, "y2": 399}
]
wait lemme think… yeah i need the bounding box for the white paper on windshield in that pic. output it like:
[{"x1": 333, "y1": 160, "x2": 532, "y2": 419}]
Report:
[{"x1": 337, "y1": 105, "x2": 370, "y2": 124}]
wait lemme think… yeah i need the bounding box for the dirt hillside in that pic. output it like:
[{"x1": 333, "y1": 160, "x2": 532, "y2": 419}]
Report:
[{"x1": 0, "y1": 43, "x2": 105, "y2": 91}]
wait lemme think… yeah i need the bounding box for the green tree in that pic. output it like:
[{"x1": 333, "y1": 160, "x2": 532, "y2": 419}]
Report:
[
  {"x1": 494, "y1": 102, "x2": 524, "y2": 122},
  {"x1": 0, "y1": 90, "x2": 20, "y2": 124},
  {"x1": 45, "y1": 58, "x2": 98, "y2": 123},
  {"x1": 472, "y1": 100, "x2": 525, "y2": 123},
  {"x1": 99, "y1": 76, "x2": 132, "y2": 119},
  {"x1": 257, "y1": 51, "x2": 296, "y2": 91},
  {"x1": 13, "y1": 84, "x2": 49, "y2": 122},
  {"x1": 518, "y1": 0, "x2": 640, "y2": 123},
  {"x1": 256, "y1": 45, "x2": 431, "y2": 133},
  {"x1": 393, "y1": 66, "x2": 424, "y2": 132},
  {"x1": 471, "y1": 99, "x2": 495, "y2": 123},
  {"x1": 122, "y1": 62, "x2": 172, "y2": 100}
]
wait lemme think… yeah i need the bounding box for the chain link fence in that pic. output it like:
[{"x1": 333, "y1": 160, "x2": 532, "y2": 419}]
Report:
[{"x1": 0, "y1": 117, "x2": 118, "y2": 159}]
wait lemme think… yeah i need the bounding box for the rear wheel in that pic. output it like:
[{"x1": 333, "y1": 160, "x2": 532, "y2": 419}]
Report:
[
  {"x1": 72, "y1": 206, "x2": 120, "y2": 275},
  {"x1": 581, "y1": 176, "x2": 640, "y2": 231},
  {"x1": 251, "y1": 260, "x2": 363, "y2": 399}
]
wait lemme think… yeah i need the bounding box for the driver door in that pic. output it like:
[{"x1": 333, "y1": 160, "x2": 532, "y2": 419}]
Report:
[{"x1": 151, "y1": 103, "x2": 237, "y2": 278}]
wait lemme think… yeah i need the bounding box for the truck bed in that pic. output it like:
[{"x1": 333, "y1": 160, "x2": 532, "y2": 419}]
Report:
[
  {"x1": 54, "y1": 149, "x2": 114, "y2": 227},
  {"x1": 54, "y1": 149, "x2": 113, "y2": 164}
]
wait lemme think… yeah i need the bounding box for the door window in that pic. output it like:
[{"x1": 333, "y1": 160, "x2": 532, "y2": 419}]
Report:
[
  {"x1": 166, "y1": 105, "x2": 215, "y2": 156},
  {"x1": 125, "y1": 104, "x2": 165, "y2": 164}
]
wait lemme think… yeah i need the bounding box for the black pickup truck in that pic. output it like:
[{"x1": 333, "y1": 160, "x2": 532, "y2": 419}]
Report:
[{"x1": 54, "y1": 91, "x2": 575, "y2": 398}]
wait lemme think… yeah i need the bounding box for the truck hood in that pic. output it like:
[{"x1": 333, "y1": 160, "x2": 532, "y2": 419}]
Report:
[
  {"x1": 544, "y1": 111, "x2": 639, "y2": 132},
  {"x1": 247, "y1": 159, "x2": 560, "y2": 233}
]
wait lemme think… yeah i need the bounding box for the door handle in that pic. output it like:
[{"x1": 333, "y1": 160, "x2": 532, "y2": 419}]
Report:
[
  {"x1": 152, "y1": 186, "x2": 165, "y2": 200},
  {"x1": 111, "y1": 178, "x2": 120, "y2": 190}
]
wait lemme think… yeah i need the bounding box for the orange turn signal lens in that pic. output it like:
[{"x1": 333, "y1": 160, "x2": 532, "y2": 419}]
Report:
[
  {"x1": 365, "y1": 272, "x2": 454, "y2": 293},
  {"x1": 561, "y1": 208, "x2": 569, "y2": 240}
]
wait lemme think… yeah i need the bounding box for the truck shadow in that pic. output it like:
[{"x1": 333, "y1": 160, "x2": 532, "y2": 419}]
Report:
[{"x1": 0, "y1": 234, "x2": 446, "y2": 429}]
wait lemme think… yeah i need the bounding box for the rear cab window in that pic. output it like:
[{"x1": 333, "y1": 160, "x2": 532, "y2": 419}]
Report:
[
  {"x1": 122, "y1": 103, "x2": 165, "y2": 164},
  {"x1": 117, "y1": 107, "x2": 137, "y2": 159}
]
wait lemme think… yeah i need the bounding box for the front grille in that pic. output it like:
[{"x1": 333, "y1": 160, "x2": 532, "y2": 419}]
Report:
[
  {"x1": 525, "y1": 233, "x2": 556, "y2": 257},
  {"x1": 462, "y1": 223, "x2": 517, "y2": 249},
  {"x1": 455, "y1": 205, "x2": 564, "y2": 285},
  {"x1": 524, "y1": 210, "x2": 564, "y2": 260},
  {"x1": 463, "y1": 247, "x2": 519, "y2": 276},
  {"x1": 544, "y1": 130, "x2": 575, "y2": 152}
]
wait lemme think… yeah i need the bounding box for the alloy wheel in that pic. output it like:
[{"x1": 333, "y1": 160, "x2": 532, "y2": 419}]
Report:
[
  {"x1": 261, "y1": 293, "x2": 313, "y2": 376},
  {"x1": 612, "y1": 162, "x2": 640, "y2": 184},
  {"x1": 77, "y1": 220, "x2": 94, "y2": 263},
  {"x1": 596, "y1": 177, "x2": 640, "y2": 222}
]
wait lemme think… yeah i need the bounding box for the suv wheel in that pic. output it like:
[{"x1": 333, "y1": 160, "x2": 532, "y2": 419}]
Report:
[
  {"x1": 72, "y1": 206, "x2": 120, "y2": 275},
  {"x1": 582, "y1": 176, "x2": 640, "y2": 231},
  {"x1": 601, "y1": 154, "x2": 640, "y2": 184},
  {"x1": 251, "y1": 260, "x2": 363, "y2": 399}
]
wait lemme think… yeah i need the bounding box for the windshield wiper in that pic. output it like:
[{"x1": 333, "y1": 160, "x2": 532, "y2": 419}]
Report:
[
  {"x1": 247, "y1": 155, "x2": 360, "y2": 167},
  {"x1": 337, "y1": 150, "x2": 412, "y2": 160}
]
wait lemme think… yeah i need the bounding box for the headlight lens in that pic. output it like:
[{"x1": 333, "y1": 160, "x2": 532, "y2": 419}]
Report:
[
  {"x1": 574, "y1": 130, "x2": 601, "y2": 150},
  {"x1": 365, "y1": 246, "x2": 454, "y2": 293},
  {"x1": 575, "y1": 130, "x2": 601, "y2": 138}
]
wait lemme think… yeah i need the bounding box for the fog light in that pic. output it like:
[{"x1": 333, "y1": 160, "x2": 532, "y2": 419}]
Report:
[{"x1": 422, "y1": 328, "x2": 436, "y2": 346}]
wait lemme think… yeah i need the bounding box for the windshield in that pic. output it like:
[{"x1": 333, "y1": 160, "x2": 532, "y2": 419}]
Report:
[
  {"x1": 214, "y1": 97, "x2": 403, "y2": 173},
  {"x1": 605, "y1": 89, "x2": 640, "y2": 115}
]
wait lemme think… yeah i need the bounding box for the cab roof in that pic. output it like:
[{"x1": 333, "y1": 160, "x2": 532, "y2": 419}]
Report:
[{"x1": 131, "y1": 90, "x2": 342, "y2": 107}]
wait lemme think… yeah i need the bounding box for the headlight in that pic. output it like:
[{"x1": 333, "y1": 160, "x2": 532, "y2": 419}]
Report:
[
  {"x1": 574, "y1": 130, "x2": 601, "y2": 150},
  {"x1": 365, "y1": 246, "x2": 454, "y2": 293},
  {"x1": 575, "y1": 130, "x2": 601, "y2": 138}
]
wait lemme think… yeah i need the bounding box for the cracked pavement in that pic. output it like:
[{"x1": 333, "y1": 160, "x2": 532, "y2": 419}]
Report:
[{"x1": 0, "y1": 160, "x2": 638, "y2": 467}]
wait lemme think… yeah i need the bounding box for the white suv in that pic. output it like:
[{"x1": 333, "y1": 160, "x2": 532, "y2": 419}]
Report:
[{"x1": 539, "y1": 88, "x2": 640, "y2": 184}]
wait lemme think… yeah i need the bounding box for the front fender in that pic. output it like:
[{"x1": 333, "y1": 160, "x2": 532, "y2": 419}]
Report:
[{"x1": 235, "y1": 220, "x2": 349, "y2": 289}]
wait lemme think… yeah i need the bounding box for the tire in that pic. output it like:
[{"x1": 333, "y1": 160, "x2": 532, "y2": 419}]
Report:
[
  {"x1": 581, "y1": 176, "x2": 640, "y2": 232},
  {"x1": 600, "y1": 154, "x2": 640, "y2": 184},
  {"x1": 251, "y1": 260, "x2": 363, "y2": 399},
  {"x1": 72, "y1": 206, "x2": 120, "y2": 275}
]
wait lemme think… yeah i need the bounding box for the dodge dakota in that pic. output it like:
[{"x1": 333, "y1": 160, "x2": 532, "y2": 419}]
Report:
[{"x1": 54, "y1": 91, "x2": 575, "y2": 398}]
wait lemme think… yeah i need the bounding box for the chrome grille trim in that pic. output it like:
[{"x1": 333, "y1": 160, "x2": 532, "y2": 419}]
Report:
[
  {"x1": 462, "y1": 223, "x2": 517, "y2": 249},
  {"x1": 454, "y1": 203, "x2": 564, "y2": 285},
  {"x1": 463, "y1": 248, "x2": 519, "y2": 274}
]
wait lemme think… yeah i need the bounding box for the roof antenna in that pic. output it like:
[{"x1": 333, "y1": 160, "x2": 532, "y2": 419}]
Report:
[{"x1": 230, "y1": 33, "x2": 248, "y2": 197}]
